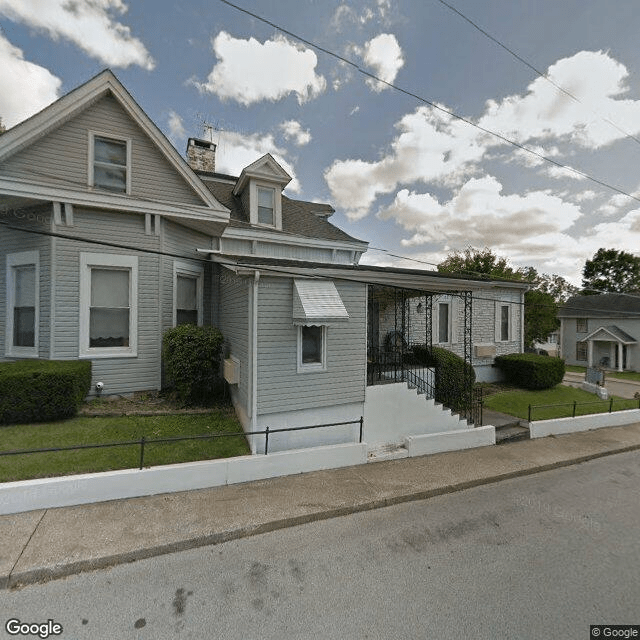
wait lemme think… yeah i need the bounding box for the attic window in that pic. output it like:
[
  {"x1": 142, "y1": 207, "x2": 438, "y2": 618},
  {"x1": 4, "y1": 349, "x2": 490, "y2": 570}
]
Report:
[
  {"x1": 257, "y1": 187, "x2": 275, "y2": 225},
  {"x1": 90, "y1": 133, "x2": 130, "y2": 193}
]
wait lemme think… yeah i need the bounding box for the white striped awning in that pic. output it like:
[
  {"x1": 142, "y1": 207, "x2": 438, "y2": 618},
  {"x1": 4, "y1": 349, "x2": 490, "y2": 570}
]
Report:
[{"x1": 293, "y1": 279, "x2": 349, "y2": 325}]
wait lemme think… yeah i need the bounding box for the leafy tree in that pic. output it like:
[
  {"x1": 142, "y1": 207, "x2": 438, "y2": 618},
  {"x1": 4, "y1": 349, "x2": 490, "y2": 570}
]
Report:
[
  {"x1": 437, "y1": 247, "x2": 526, "y2": 280},
  {"x1": 524, "y1": 289, "x2": 559, "y2": 347},
  {"x1": 582, "y1": 248, "x2": 640, "y2": 294}
]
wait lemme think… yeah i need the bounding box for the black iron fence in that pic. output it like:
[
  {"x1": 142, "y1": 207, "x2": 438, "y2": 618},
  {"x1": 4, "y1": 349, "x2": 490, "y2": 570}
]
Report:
[
  {"x1": 0, "y1": 417, "x2": 365, "y2": 471},
  {"x1": 527, "y1": 397, "x2": 640, "y2": 422}
]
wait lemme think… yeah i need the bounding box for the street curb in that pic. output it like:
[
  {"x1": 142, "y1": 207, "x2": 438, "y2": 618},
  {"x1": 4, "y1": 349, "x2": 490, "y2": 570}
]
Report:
[{"x1": 6, "y1": 440, "x2": 640, "y2": 590}]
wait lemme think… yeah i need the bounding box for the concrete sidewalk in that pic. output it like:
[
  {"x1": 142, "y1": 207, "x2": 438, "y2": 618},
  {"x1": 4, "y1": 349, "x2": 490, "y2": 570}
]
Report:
[{"x1": 2, "y1": 422, "x2": 640, "y2": 590}]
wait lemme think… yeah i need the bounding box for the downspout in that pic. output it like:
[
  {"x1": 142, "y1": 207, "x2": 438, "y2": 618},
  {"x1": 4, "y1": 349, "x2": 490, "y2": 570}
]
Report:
[
  {"x1": 520, "y1": 290, "x2": 525, "y2": 350},
  {"x1": 251, "y1": 270, "x2": 260, "y2": 449}
]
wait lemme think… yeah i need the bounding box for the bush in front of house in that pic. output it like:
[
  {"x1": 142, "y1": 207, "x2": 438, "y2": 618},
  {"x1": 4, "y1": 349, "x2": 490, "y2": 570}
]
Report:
[
  {"x1": 0, "y1": 360, "x2": 92, "y2": 424},
  {"x1": 162, "y1": 324, "x2": 225, "y2": 405},
  {"x1": 494, "y1": 353, "x2": 565, "y2": 390},
  {"x1": 407, "y1": 345, "x2": 476, "y2": 411}
]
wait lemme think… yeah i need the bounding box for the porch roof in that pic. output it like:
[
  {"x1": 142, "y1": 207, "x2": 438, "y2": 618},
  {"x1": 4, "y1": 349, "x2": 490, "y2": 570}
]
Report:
[
  {"x1": 211, "y1": 254, "x2": 530, "y2": 294},
  {"x1": 583, "y1": 325, "x2": 637, "y2": 344}
]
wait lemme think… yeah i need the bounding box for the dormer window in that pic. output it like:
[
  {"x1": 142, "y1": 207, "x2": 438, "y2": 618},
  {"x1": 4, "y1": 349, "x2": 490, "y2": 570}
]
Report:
[
  {"x1": 257, "y1": 187, "x2": 275, "y2": 225},
  {"x1": 89, "y1": 132, "x2": 131, "y2": 193}
]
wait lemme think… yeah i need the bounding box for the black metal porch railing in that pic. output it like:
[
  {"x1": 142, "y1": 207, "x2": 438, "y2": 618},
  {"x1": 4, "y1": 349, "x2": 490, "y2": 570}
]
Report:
[{"x1": 367, "y1": 349, "x2": 483, "y2": 426}]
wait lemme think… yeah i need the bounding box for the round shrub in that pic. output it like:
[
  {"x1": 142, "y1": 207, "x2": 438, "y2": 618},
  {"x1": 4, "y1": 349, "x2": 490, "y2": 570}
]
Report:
[
  {"x1": 494, "y1": 353, "x2": 565, "y2": 390},
  {"x1": 407, "y1": 345, "x2": 475, "y2": 411},
  {"x1": 162, "y1": 325, "x2": 224, "y2": 405}
]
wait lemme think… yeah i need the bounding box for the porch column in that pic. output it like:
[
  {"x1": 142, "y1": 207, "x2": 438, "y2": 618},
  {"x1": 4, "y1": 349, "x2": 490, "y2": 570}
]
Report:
[
  {"x1": 587, "y1": 340, "x2": 593, "y2": 367},
  {"x1": 617, "y1": 342, "x2": 623, "y2": 372}
]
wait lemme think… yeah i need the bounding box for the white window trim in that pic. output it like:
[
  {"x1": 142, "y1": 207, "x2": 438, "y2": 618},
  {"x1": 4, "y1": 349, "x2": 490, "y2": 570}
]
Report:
[
  {"x1": 495, "y1": 301, "x2": 514, "y2": 343},
  {"x1": 88, "y1": 130, "x2": 132, "y2": 195},
  {"x1": 6, "y1": 250, "x2": 39, "y2": 358},
  {"x1": 173, "y1": 260, "x2": 204, "y2": 326},
  {"x1": 79, "y1": 253, "x2": 138, "y2": 358},
  {"x1": 249, "y1": 180, "x2": 282, "y2": 230},
  {"x1": 433, "y1": 296, "x2": 457, "y2": 345},
  {"x1": 297, "y1": 325, "x2": 327, "y2": 373}
]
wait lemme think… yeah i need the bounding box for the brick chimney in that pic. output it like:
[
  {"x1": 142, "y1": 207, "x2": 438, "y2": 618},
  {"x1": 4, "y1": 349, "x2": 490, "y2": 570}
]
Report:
[{"x1": 186, "y1": 137, "x2": 216, "y2": 173}]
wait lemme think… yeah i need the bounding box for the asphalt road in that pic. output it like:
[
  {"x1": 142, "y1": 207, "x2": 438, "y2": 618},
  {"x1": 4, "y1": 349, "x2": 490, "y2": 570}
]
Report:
[{"x1": 2, "y1": 450, "x2": 639, "y2": 640}]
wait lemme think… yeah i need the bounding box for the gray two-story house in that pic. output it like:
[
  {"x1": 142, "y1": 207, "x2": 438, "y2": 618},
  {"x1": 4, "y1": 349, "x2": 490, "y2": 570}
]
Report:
[{"x1": 1, "y1": 70, "x2": 527, "y2": 453}]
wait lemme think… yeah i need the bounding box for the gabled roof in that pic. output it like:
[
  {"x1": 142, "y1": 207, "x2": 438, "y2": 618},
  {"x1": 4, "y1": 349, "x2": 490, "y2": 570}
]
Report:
[
  {"x1": 201, "y1": 175, "x2": 366, "y2": 246},
  {"x1": 560, "y1": 293, "x2": 640, "y2": 318},
  {"x1": 0, "y1": 69, "x2": 228, "y2": 216},
  {"x1": 233, "y1": 153, "x2": 292, "y2": 195},
  {"x1": 583, "y1": 325, "x2": 637, "y2": 344}
]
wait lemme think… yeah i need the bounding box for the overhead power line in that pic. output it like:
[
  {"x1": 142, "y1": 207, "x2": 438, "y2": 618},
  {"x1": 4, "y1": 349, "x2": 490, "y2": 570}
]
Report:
[
  {"x1": 217, "y1": 0, "x2": 640, "y2": 207},
  {"x1": 435, "y1": 0, "x2": 640, "y2": 147}
]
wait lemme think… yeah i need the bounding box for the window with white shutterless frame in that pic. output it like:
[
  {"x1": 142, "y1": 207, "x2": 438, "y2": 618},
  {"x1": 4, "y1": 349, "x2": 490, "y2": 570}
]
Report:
[
  {"x1": 173, "y1": 261, "x2": 204, "y2": 326},
  {"x1": 297, "y1": 325, "x2": 327, "y2": 372},
  {"x1": 79, "y1": 253, "x2": 138, "y2": 358},
  {"x1": 6, "y1": 251, "x2": 39, "y2": 357},
  {"x1": 434, "y1": 296, "x2": 456, "y2": 344},
  {"x1": 249, "y1": 180, "x2": 282, "y2": 229},
  {"x1": 495, "y1": 300, "x2": 514, "y2": 342},
  {"x1": 88, "y1": 131, "x2": 131, "y2": 194}
]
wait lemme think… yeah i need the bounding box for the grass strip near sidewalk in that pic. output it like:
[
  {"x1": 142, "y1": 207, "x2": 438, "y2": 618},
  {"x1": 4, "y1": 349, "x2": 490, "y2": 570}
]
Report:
[
  {"x1": 0, "y1": 409, "x2": 249, "y2": 482},
  {"x1": 484, "y1": 385, "x2": 640, "y2": 421}
]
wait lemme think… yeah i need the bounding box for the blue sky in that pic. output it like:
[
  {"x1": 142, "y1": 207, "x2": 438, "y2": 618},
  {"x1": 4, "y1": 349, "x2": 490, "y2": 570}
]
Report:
[{"x1": 2, "y1": 0, "x2": 640, "y2": 284}]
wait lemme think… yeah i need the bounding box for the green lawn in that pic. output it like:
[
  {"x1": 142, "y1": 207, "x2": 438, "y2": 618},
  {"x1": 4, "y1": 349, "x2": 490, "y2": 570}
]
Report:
[
  {"x1": 484, "y1": 385, "x2": 640, "y2": 421},
  {"x1": 0, "y1": 410, "x2": 249, "y2": 482}
]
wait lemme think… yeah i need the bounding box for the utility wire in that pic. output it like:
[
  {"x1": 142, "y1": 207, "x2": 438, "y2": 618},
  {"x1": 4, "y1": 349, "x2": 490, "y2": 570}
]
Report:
[
  {"x1": 435, "y1": 0, "x2": 640, "y2": 147},
  {"x1": 5, "y1": 217, "x2": 640, "y2": 315},
  {"x1": 217, "y1": 0, "x2": 640, "y2": 206}
]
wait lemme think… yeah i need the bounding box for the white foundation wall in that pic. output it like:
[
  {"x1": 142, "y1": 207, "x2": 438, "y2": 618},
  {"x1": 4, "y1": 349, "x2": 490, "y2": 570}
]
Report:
[
  {"x1": 529, "y1": 409, "x2": 640, "y2": 438},
  {"x1": 363, "y1": 383, "x2": 469, "y2": 447},
  {"x1": 255, "y1": 402, "x2": 364, "y2": 454}
]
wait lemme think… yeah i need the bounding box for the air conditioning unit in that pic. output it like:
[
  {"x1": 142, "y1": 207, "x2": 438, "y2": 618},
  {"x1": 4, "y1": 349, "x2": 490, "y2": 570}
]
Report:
[{"x1": 223, "y1": 356, "x2": 240, "y2": 385}]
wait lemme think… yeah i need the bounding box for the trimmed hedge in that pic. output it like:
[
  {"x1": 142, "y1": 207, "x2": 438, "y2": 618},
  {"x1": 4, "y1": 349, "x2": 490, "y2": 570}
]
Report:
[
  {"x1": 0, "y1": 360, "x2": 92, "y2": 425},
  {"x1": 407, "y1": 345, "x2": 475, "y2": 411},
  {"x1": 494, "y1": 353, "x2": 565, "y2": 390},
  {"x1": 162, "y1": 324, "x2": 225, "y2": 405}
]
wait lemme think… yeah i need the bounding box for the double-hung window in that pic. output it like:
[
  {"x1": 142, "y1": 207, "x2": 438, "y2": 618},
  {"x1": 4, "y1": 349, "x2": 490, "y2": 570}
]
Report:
[
  {"x1": 80, "y1": 253, "x2": 138, "y2": 357},
  {"x1": 496, "y1": 302, "x2": 512, "y2": 342},
  {"x1": 257, "y1": 187, "x2": 275, "y2": 226},
  {"x1": 6, "y1": 251, "x2": 39, "y2": 357},
  {"x1": 89, "y1": 133, "x2": 130, "y2": 193},
  {"x1": 173, "y1": 261, "x2": 204, "y2": 326}
]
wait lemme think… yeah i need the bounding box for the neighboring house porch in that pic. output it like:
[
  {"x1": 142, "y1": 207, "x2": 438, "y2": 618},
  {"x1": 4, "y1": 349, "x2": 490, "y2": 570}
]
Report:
[{"x1": 580, "y1": 325, "x2": 637, "y2": 372}]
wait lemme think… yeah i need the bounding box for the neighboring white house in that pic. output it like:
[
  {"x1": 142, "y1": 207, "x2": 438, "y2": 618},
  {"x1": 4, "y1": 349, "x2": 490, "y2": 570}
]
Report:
[{"x1": 0, "y1": 70, "x2": 527, "y2": 453}]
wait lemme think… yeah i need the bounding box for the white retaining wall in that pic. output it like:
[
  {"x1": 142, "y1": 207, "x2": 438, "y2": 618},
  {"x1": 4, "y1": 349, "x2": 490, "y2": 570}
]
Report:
[
  {"x1": 529, "y1": 409, "x2": 640, "y2": 439},
  {"x1": 405, "y1": 425, "x2": 495, "y2": 456},
  {"x1": 363, "y1": 383, "x2": 469, "y2": 447},
  {"x1": 0, "y1": 443, "x2": 367, "y2": 516}
]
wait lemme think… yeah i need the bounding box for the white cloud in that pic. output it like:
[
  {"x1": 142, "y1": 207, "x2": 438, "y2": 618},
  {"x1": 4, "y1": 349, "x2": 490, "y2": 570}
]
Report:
[
  {"x1": 0, "y1": 0, "x2": 154, "y2": 69},
  {"x1": 196, "y1": 32, "x2": 326, "y2": 106},
  {"x1": 280, "y1": 120, "x2": 311, "y2": 146},
  {"x1": 166, "y1": 110, "x2": 186, "y2": 147},
  {"x1": 326, "y1": 50, "x2": 640, "y2": 220},
  {"x1": 214, "y1": 130, "x2": 301, "y2": 193},
  {"x1": 544, "y1": 165, "x2": 586, "y2": 181},
  {"x1": 479, "y1": 50, "x2": 640, "y2": 150},
  {"x1": 361, "y1": 33, "x2": 404, "y2": 91},
  {"x1": 598, "y1": 192, "x2": 635, "y2": 216},
  {"x1": 331, "y1": 0, "x2": 392, "y2": 29},
  {"x1": 349, "y1": 105, "x2": 360, "y2": 116},
  {"x1": 0, "y1": 33, "x2": 61, "y2": 128},
  {"x1": 572, "y1": 190, "x2": 598, "y2": 202},
  {"x1": 325, "y1": 105, "x2": 486, "y2": 219},
  {"x1": 379, "y1": 175, "x2": 582, "y2": 257}
]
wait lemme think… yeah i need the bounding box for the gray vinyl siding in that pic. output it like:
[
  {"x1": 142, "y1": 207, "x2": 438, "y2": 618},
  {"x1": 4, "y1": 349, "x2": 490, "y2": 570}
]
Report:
[
  {"x1": 0, "y1": 215, "x2": 52, "y2": 360},
  {"x1": 52, "y1": 208, "x2": 161, "y2": 394},
  {"x1": 160, "y1": 219, "x2": 218, "y2": 336},
  {"x1": 0, "y1": 94, "x2": 205, "y2": 207},
  {"x1": 219, "y1": 270, "x2": 250, "y2": 414},
  {"x1": 256, "y1": 277, "x2": 367, "y2": 415}
]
